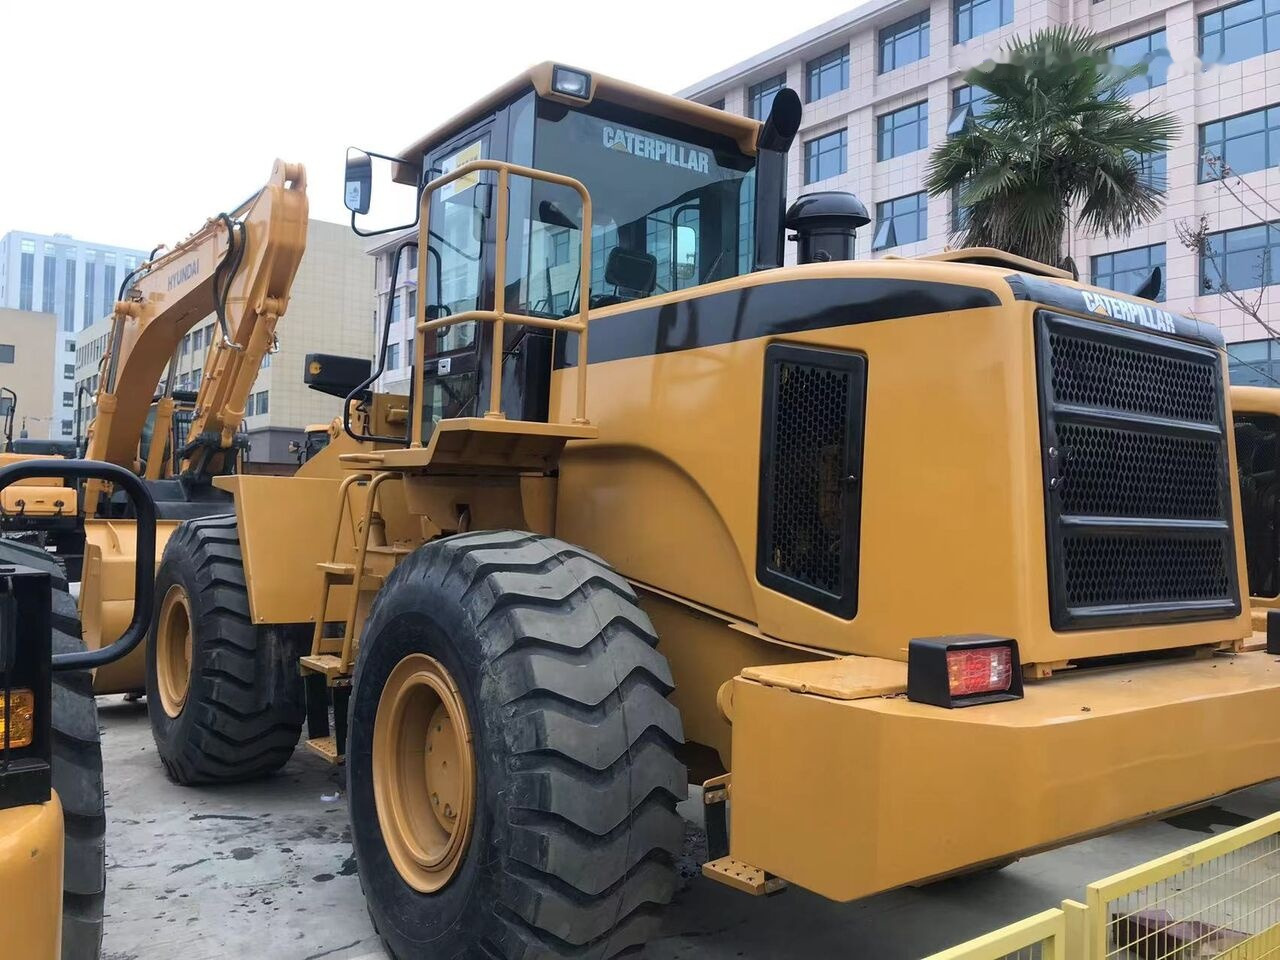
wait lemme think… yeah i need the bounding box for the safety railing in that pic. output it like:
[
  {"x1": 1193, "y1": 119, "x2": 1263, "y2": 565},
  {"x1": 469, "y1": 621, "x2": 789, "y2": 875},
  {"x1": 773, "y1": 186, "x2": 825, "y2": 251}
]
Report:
[
  {"x1": 923, "y1": 811, "x2": 1280, "y2": 960},
  {"x1": 413, "y1": 159, "x2": 593, "y2": 446}
]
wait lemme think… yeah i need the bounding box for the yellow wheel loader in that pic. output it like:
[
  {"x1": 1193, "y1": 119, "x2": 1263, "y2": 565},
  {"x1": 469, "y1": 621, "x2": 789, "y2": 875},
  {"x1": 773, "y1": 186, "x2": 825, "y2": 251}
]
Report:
[
  {"x1": 0, "y1": 459, "x2": 156, "y2": 960},
  {"x1": 0, "y1": 391, "x2": 82, "y2": 573},
  {"x1": 95, "y1": 64, "x2": 1280, "y2": 957}
]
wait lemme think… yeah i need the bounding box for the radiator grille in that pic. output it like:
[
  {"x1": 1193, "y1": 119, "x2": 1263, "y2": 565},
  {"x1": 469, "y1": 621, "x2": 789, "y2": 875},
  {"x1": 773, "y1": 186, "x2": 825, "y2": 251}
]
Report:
[
  {"x1": 758, "y1": 345, "x2": 866, "y2": 618},
  {"x1": 1235, "y1": 412, "x2": 1280, "y2": 599},
  {"x1": 1037, "y1": 312, "x2": 1239, "y2": 629}
]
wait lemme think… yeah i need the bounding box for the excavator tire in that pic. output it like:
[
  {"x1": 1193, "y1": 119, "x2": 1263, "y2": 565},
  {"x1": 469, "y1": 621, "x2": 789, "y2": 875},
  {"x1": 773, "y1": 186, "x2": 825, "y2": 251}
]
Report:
[
  {"x1": 348, "y1": 530, "x2": 687, "y2": 959},
  {"x1": 0, "y1": 539, "x2": 105, "y2": 960},
  {"x1": 145, "y1": 515, "x2": 305, "y2": 784}
]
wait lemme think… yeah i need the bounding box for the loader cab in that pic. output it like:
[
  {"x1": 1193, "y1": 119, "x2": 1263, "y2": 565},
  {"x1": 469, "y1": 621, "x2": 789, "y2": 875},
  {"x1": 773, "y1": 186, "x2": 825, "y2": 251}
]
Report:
[{"x1": 347, "y1": 63, "x2": 794, "y2": 445}]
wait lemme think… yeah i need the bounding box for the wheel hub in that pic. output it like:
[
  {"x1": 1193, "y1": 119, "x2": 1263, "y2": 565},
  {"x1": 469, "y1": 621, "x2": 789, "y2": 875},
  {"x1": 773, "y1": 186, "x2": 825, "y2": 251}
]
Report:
[
  {"x1": 373, "y1": 653, "x2": 475, "y2": 893},
  {"x1": 156, "y1": 583, "x2": 193, "y2": 718}
]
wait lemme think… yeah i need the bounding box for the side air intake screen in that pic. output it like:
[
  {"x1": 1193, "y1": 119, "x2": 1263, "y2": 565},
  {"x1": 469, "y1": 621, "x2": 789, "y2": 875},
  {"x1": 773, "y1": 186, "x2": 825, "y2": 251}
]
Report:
[{"x1": 757, "y1": 344, "x2": 866, "y2": 618}]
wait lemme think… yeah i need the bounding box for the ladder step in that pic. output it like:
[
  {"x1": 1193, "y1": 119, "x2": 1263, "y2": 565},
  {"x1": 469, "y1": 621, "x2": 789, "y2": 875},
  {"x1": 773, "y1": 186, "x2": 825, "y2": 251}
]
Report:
[
  {"x1": 304, "y1": 736, "x2": 343, "y2": 765},
  {"x1": 300, "y1": 654, "x2": 348, "y2": 681},
  {"x1": 316, "y1": 561, "x2": 383, "y2": 590}
]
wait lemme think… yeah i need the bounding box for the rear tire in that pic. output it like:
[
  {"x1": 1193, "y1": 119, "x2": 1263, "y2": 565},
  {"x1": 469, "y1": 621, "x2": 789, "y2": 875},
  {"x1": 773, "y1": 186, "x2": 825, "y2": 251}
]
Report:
[
  {"x1": 0, "y1": 539, "x2": 104, "y2": 960},
  {"x1": 349, "y1": 530, "x2": 687, "y2": 959},
  {"x1": 145, "y1": 515, "x2": 304, "y2": 784}
]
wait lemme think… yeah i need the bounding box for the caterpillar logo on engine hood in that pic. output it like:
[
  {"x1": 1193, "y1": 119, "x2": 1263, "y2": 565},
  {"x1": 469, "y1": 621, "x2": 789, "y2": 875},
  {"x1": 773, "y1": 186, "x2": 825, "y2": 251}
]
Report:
[{"x1": 1081, "y1": 290, "x2": 1176, "y2": 334}]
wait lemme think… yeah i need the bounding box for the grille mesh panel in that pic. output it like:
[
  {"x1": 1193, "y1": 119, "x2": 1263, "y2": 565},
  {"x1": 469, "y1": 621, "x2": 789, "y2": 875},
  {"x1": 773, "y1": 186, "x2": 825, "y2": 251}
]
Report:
[
  {"x1": 1062, "y1": 536, "x2": 1232, "y2": 607},
  {"x1": 1057, "y1": 423, "x2": 1223, "y2": 520},
  {"x1": 1047, "y1": 330, "x2": 1218, "y2": 423},
  {"x1": 766, "y1": 360, "x2": 851, "y2": 596},
  {"x1": 1039, "y1": 313, "x2": 1237, "y2": 628}
]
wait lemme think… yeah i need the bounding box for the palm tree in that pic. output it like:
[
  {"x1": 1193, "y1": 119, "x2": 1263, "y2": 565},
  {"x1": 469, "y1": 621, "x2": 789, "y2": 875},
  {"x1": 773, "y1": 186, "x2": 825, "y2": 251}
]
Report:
[{"x1": 925, "y1": 26, "x2": 1179, "y2": 269}]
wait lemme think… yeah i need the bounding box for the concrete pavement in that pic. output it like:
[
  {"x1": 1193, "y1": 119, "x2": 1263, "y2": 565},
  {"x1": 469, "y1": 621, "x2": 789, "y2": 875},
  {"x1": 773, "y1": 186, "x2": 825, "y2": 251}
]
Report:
[{"x1": 97, "y1": 693, "x2": 1280, "y2": 960}]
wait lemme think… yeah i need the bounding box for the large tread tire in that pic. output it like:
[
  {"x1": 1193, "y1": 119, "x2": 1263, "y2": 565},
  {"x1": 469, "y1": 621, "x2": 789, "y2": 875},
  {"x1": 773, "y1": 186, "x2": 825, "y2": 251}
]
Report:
[
  {"x1": 349, "y1": 530, "x2": 687, "y2": 960},
  {"x1": 145, "y1": 515, "x2": 304, "y2": 784},
  {"x1": 0, "y1": 539, "x2": 104, "y2": 960}
]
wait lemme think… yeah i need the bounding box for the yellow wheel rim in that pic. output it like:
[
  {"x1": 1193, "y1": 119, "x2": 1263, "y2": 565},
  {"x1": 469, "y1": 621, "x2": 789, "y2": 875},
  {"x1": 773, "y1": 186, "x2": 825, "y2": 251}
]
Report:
[
  {"x1": 373, "y1": 653, "x2": 475, "y2": 893},
  {"x1": 156, "y1": 584, "x2": 193, "y2": 719}
]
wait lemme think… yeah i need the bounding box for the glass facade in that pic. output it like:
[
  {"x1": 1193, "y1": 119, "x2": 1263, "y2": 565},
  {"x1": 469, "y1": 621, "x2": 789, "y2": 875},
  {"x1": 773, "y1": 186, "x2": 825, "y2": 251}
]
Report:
[
  {"x1": 1108, "y1": 30, "x2": 1170, "y2": 97},
  {"x1": 18, "y1": 240, "x2": 33, "y2": 311},
  {"x1": 954, "y1": 0, "x2": 1013, "y2": 42},
  {"x1": 1200, "y1": 222, "x2": 1280, "y2": 293},
  {"x1": 1200, "y1": 104, "x2": 1280, "y2": 180},
  {"x1": 874, "y1": 192, "x2": 928, "y2": 249},
  {"x1": 878, "y1": 101, "x2": 929, "y2": 160},
  {"x1": 1200, "y1": 0, "x2": 1280, "y2": 66},
  {"x1": 804, "y1": 129, "x2": 848, "y2": 183},
  {"x1": 879, "y1": 12, "x2": 931, "y2": 73},
  {"x1": 1228, "y1": 339, "x2": 1280, "y2": 385},
  {"x1": 1092, "y1": 243, "x2": 1166, "y2": 301},
  {"x1": 806, "y1": 46, "x2": 849, "y2": 102}
]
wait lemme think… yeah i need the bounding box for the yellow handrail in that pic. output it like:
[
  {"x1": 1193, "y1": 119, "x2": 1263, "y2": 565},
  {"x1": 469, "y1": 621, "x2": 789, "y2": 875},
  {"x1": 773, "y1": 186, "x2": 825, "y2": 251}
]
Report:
[{"x1": 412, "y1": 158, "x2": 594, "y2": 446}]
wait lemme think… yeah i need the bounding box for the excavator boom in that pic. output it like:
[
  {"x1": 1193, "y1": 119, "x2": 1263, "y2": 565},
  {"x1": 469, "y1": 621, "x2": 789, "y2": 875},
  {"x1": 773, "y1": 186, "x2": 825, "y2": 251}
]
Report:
[{"x1": 84, "y1": 160, "x2": 307, "y2": 510}]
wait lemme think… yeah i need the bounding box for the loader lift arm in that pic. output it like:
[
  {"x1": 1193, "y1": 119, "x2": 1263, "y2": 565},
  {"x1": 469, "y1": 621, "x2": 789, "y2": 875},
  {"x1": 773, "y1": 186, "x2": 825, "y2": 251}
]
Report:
[{"x1": 83, "y1": 160, "x2": 307, "y2": 514}]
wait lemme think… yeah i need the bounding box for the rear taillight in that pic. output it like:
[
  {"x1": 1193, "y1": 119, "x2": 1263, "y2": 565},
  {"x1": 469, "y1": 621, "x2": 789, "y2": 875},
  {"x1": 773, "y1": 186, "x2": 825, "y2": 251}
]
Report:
[
  {"x1": 946, "y1": 647, "x2": 1013, "y2": 698},
  {"x1": 907, "y1": 636, "x2": 1024, "y2": 708}
]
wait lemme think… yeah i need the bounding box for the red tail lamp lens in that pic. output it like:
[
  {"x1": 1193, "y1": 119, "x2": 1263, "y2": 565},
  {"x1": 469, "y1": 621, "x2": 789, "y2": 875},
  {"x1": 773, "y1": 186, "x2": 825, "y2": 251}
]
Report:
[{"x1": 945, "y1": 646, "x2": 1014, "y2": 697}]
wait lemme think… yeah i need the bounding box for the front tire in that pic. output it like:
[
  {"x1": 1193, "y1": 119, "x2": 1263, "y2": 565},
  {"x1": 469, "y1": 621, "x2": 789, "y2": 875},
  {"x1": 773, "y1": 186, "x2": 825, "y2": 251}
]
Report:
[
  {"x1": 145, "y1": 515, "x2": 305, "y2": 784},
  {"x1": 349, "y1": 530, "x2": 687, "y2": 959},
  {"x1": 0, "y1": 539, "x2": 104, "y2": 960}
]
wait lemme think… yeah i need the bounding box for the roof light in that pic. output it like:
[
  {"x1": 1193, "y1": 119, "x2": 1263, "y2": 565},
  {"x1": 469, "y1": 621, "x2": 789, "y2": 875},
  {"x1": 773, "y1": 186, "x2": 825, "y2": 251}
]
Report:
[
  {"x1": 907, "y1": 636, "x2": 1024, "y2": 708},
  {"x1": 552, "y1": 66, "x2": 591, "y2": 100}
]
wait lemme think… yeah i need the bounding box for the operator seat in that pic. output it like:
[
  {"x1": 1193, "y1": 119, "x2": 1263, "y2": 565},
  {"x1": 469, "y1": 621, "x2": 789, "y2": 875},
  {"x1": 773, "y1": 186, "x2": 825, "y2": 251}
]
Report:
[{"x1": 589, "y1": 247, "x2": 657, "y2": 308}]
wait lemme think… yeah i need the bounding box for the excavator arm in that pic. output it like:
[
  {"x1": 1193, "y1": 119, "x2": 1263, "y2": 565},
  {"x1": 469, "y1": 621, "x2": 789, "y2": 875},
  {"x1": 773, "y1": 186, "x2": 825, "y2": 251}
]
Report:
[{"x1": 84, "y1": 160, "x2": 307, "y2": 513}]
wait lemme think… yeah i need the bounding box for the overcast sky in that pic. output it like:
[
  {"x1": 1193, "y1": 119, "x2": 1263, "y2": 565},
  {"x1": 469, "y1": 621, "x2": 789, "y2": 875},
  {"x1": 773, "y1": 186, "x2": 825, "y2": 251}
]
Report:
[{"x1": 2, "y1": 0, "x2": 858, "y2": 251}]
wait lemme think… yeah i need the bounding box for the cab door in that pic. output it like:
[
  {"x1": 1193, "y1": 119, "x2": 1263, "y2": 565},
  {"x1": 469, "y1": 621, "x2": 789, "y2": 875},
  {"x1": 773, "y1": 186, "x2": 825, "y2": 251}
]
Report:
[{"x1": 417, "y1": 124, "x2": 499, "y2": 441}]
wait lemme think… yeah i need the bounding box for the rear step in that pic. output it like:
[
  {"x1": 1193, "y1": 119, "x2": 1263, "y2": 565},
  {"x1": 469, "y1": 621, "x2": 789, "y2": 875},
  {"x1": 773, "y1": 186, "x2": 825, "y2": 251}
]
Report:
[{"x1": 300, "y1": 668, "x2": 350, "y2": 765}]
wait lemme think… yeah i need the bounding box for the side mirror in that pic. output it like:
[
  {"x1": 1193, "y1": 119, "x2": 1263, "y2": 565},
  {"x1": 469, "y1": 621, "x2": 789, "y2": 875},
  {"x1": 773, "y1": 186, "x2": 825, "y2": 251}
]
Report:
[{"x1": 345, "y1": 148, "x2": 373, "y2": 215}]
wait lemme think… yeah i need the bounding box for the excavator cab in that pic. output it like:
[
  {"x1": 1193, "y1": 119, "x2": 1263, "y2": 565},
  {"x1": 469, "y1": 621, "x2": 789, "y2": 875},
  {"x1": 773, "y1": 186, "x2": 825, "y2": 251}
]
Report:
[{"x1": 345, "y1": 63, "x2": 787, "y2": 446}]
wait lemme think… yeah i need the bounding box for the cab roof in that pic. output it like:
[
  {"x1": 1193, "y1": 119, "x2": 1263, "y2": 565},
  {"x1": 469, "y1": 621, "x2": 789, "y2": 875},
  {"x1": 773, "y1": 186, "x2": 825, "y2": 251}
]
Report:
[{"x1": 394, "y1": 62, "x2": 762, "y2": 181}]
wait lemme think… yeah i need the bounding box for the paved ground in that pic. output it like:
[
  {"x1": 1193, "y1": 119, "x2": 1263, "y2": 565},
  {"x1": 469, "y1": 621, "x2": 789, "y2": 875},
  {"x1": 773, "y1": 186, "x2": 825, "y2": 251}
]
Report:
[{"x1": 97, "y1": 693, "x2": 1280, "y2": 960}]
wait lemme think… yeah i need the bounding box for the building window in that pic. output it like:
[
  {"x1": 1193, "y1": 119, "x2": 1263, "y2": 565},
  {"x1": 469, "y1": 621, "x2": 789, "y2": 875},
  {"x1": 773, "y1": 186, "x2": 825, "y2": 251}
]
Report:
[
  {"x1": 1108, "y1": 30, "x2": 1170, "y2": 98},
  {"x1": 63, "y1": 257, "x2": 76, "y2": 332},
  {"x1": 954, "y1": 0, "x2": 1013, "y2": 43},
  {"x1": 806, "y1": 45, "x2": 849, "y2": 102},
  {"x1": 82, "y1": 252, "x2": 98, "y2": 328},
  {"x1": 19, "y1": 240, "x2": 34, "y2": 311},
  {"x1": 550, "y1": 229, "x2": 571, "y2": 266},
  {"x1": 260, "y1": 353, "x2": 271, "y2": 370},
  {"x1": 406, "y1": 287, "x2": 417, "y2": 320},
  {"x1": 1200, "y1": 0, "x2": 1280, "y2": 66},
  {"x1": 102, "y1": 252, "x2": 116, "y2": 319},
  {"x1": 873, "y1": 192, "x2": 928, "y2": 250},
  {"x1": 1200, "y1": 222, "x2": 1280, "y2": 293},
  {"x1": 1092, "y1": 243, "x2": 1166, "y2": 301},
  {"x1": 192, "y1": 369, "x2": 202, "y2": 389},
  {"x1": 1133, "y1": 150, "x2": 1168, "y2": 192},
  {"x1": 255, "y1": 390, "x2": 270, "y2": 415},
  {"x1": 61, "y1": 420, "x2": 72, "y2": 437},
  {"x1": 747, "y1": 74, "x2": 786, "y2": 120},
  {"x1": 878, "y1": 101, "x2": 929, "y2": 160},
  {"x1": 948, "y1": 85, "x2": 993, "y2": 135},
  {"x1": 951, "y1": 182, "x2": 973, "y2": 232},
  {"x1": 1200, "y1": 104, "x2": 1280, "y2": 181},
  {"x1": 804, "y1": 129, "x2": 848, "y2": 184},
  {"x1": 0, "y1": 344, "x2": 13, "y2": 364},
  {"x1": 41, "y1": 250, "x2": 56, "y2": 313},
  {"x1": 65, "y1": 340, "x2": 75, "y2": 353},
  {"x1": 1228, "y1": 339, "x2": 1280, "y2": 384},
  {"x1": 64, "y1": 363, "x2": 74, "y2": 379},
  {"x1": 181, "y1": 334, "x2": 189, "y2": 356},
  {"x1": 385, "y1": 342, "x2": 401, "y2": 369},
  {"x1": 880, "y1": 11, "x2": 930, "y2": 73},
  {"x1": 389, "y1": 294, "x2": 402, "y2": 323}
]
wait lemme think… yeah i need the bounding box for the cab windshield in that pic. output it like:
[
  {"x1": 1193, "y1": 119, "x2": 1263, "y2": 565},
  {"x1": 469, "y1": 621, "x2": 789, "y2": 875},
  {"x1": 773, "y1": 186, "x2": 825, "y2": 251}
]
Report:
[{"x1": 518, "y1": 99, "x2": 756, "y2": 315}]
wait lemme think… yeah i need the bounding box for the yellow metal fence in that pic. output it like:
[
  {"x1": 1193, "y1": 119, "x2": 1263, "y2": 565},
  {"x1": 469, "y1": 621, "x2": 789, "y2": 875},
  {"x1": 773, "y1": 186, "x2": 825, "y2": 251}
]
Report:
[{"x1": 923, "y1": 811, "x2": 1280, "y2": 960}]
